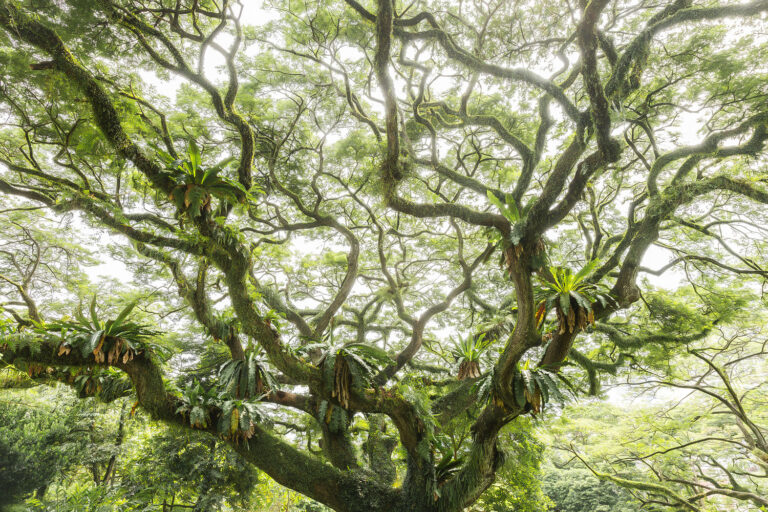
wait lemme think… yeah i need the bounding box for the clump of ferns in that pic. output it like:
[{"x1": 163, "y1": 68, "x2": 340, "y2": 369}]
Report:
[
  {"x1": 451, "y1": 332, "x2": 492, "y2": 380},
  {"x1": 175, "y1": 380, "x2": 266, "y2": 444},
  {"x1": 433, "y1": 434, "x2": 465, "y2": 487},
  {"x1": 175, "y1": 348, "x2": 278, "y2": 442},
  {"x1": 217, "y1": 349, "x2": 277, "y2": 399},
  {"x1": 45, "y1": 297, "x2": 164, "y2": 365},
  {"x1": 485, "y1": 190, "x2": 548, "y2": 275},
  {"x1": 535, "y1": 260, "x2": 614, "y2": 335},
  {"x1": 9, "y1": 360, "x2": 133, "y2": 402},
  {"x1": 176, "y1": 381, "x2": 217, "y2": 429},
  {"x1": 473, "y1": 362, "x2": 568, "y2": 416},
  {"x1": 72, "y1": 368, "x2": 133, "y2": 401},
  {"x1": 154, "y1": 140, "x2": 261, "y2": 219},
  {"x1": 511, "y1": 360, "x2": 567, "y2": 415},
  {"x1": 216, "y1": 397, "x2": 265, "y2": 444},
  {"x1": 316, "y1": 399, "x2": 351, "y2": 435},
  {"x1": 303, "y1": 340, "x2": 392, "y2": 409}
]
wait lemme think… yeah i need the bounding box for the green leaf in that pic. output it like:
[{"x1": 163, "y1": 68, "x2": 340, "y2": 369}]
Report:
[
  {"x1": 486, "y1": 190, "x2": 505, "y2": 212},
  {"x1": 89, "y1": 295, "x2": 100, "y2": 329},
  {"x1": 230, "y1": 407, "x2": 239, "y2": 434},
  {"x1": 239, "y1": 360, "x2": 249, "y2": 397},
  {"x1": 487, "y1": 190, "x2": 521, "y2": 223},
  {"x1": 240, "y1": 406, "x2": 251, "y2": 430},
  {"x1": 209, "y1": 156, "x2": 236, "y2": 172},
  {"x1": 247, "y1": 358, "x2": 258, "y2": 396},
  {"x1": 539, "y1": 371, "x2": 566, "y2": 403},
  {"x1": 190, "y1": 405, "x2": 207, "y2": 428},
  {"x1": 514, "y1": 374, "x2": 526, "y2": 407},
  {"x1": 200, "y1": 168, "x2": 220, "y2": 187},
  {"x1": 535, "y1": 373, "x2": 549, "y2": 404},
  {"x1": 207, "y1": 184, "x2": 239, "y2": 205},
  {"x1": 218, "y1": 401, "x2": 233, "y2": 433},
  {"x1": 219, "y1": 360, "x2": 238, "y2": 385},
  {"x1": 509, "y1": 222, "x2": 524, "y2": 246},
  {"x1": 550, "y1": 267, "x2": 563, "y2": 291},
  {"x1": 73, "y1": 305, "x2": 90, "y2": 329},
  {"x1": 344, "y1": 343, "x2": 391, "y2": 363},
  {"x1": 570, "y1": 291, "x2": 592, "y2": 311},
  {"x1": 185, "y1": 185, "x2": 206, "y2": 217},
  {"x1": 188, "y1": 139, "x2": 201, "y2": 171},
  {"x1": 112, "y1": 300, "x2": 138, "y2": 329},
  {"x1": 573, "y1": 259, "x2": 599, "y2": 284},
  {"x1": 85, "y1": 330, "x2": 104, "y2": 357},
  {"x1": 504, "y1": 193, "x2": 520, "y2": 220},
  {"x1": 522, "y1": 369, "x2": 535, "y2": 396}
]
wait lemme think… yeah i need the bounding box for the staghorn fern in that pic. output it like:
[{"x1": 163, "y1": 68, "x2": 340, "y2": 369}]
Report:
[
  {"x1": 452, "y1": 333, "x2": 491, "y2": 380},
  {"x1": 218, "y1": 350, "x2": 276, "y2": 399},
  {"x1": 302, "y1": 340, "x2": 392, "y2": 409},
  {"x1": 156, "y1": 140, "x2": 261, "y2": 218},
  {"x1": 512, "y1": 361, "x2": 568, "y2": 415},
  {"x1": 175, "y1": 380, "x2": 266, "y2": 442},
  {"x1": 536, "y1": 260, "x2": 615, "y2": 334},
  {"x1": 46, "y1": 297, "x2": 161, "y2": 364}
]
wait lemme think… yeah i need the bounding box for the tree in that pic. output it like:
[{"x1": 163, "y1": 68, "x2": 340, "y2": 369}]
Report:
[
  {"x1": 552, "y1": 311, "x2": 768, "y2": 511},
  {"x1": 1, "y1": 0, "x2": 768, "y2": 510},
  {"x1": 0, "y1": 387, "x2": 91, "y2": 509},
  {"x1": 0, "y1": 384, "x2": 302, "y2": 512},
  {"x1": 541, "y1": 468, "x2": 636, "y2": 512}
]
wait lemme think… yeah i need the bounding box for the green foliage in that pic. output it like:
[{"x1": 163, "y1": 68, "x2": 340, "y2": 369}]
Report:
[
  {"x1": 432, "y1": 434, "x2": 465, "y2": 484},
  {"x1": 537, "y1": 261, "x2": 613, "y2": 334},
  {"x1": 0, "y1": 389, "x2": 89, "y2": 508},
  {"x1": 486, "y1": 190, "x2": 521, "y2": 224},
  {"x1": 44, "y1": 297, "x2": 162, "y2": 364},
  {"x1": 512, "y1": 362, "x2": 567, "y2": 414},
  {"x1": 175, "y1": 380, "x2": 266, "y2": 441},
  {"x1": 642, "y1": 283, "x2": 743, "y2": 334},
  {"x1": 176, "y1": 380, "x2": 218, "y2": 429},
  {"x1": 128, "y1": 431, "x2": 262, "y2": 511},
  {"x1": 487, "y1": 190, "x2": 528, "y2": 246},
  {"x1": 157, "y1": 141, "x2": 261, "y2": 218},
  {"x1": 304, "y1": 340, "x2": 391, "y2": 408},
  {"x1": 451, "y1": 332, "x2": 490, "y2": 364},
  {"x1": 218, "y1": 350, "x2": 276, "y2": 399},
  {"x1": 2, "y1": 1, "x2": 768, "y2": 510},
  {"x1": 475, "y1": 367, "x2": 496, "y2": 404},
  {"x1": 473, "y1": 420, "x2": 553, "y2": 512},
  {"x1": 72, "y1": 368, "x2": 132, "y2": 401},
  {"x1": 317, "y1": 399, "x2": 349, "y2": 434},
  {"x1": 0, "y1": 330, "x2": 41, "y2": 356},
  {"x1": 0, "y1": 386, "x2": 271, "y2": 512},
  {"x1": 549, "y1": 327, "x2": 768, "y2": 511},
  {"x1": 217, "y1": 398, "x2": 264, "y2": 439},
  {"x1": 541, "y1": 468, "x2": 636, "y2": 512},
  {"x1": 451, "y1": 332, "x2": 491, "y2": 379}
]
